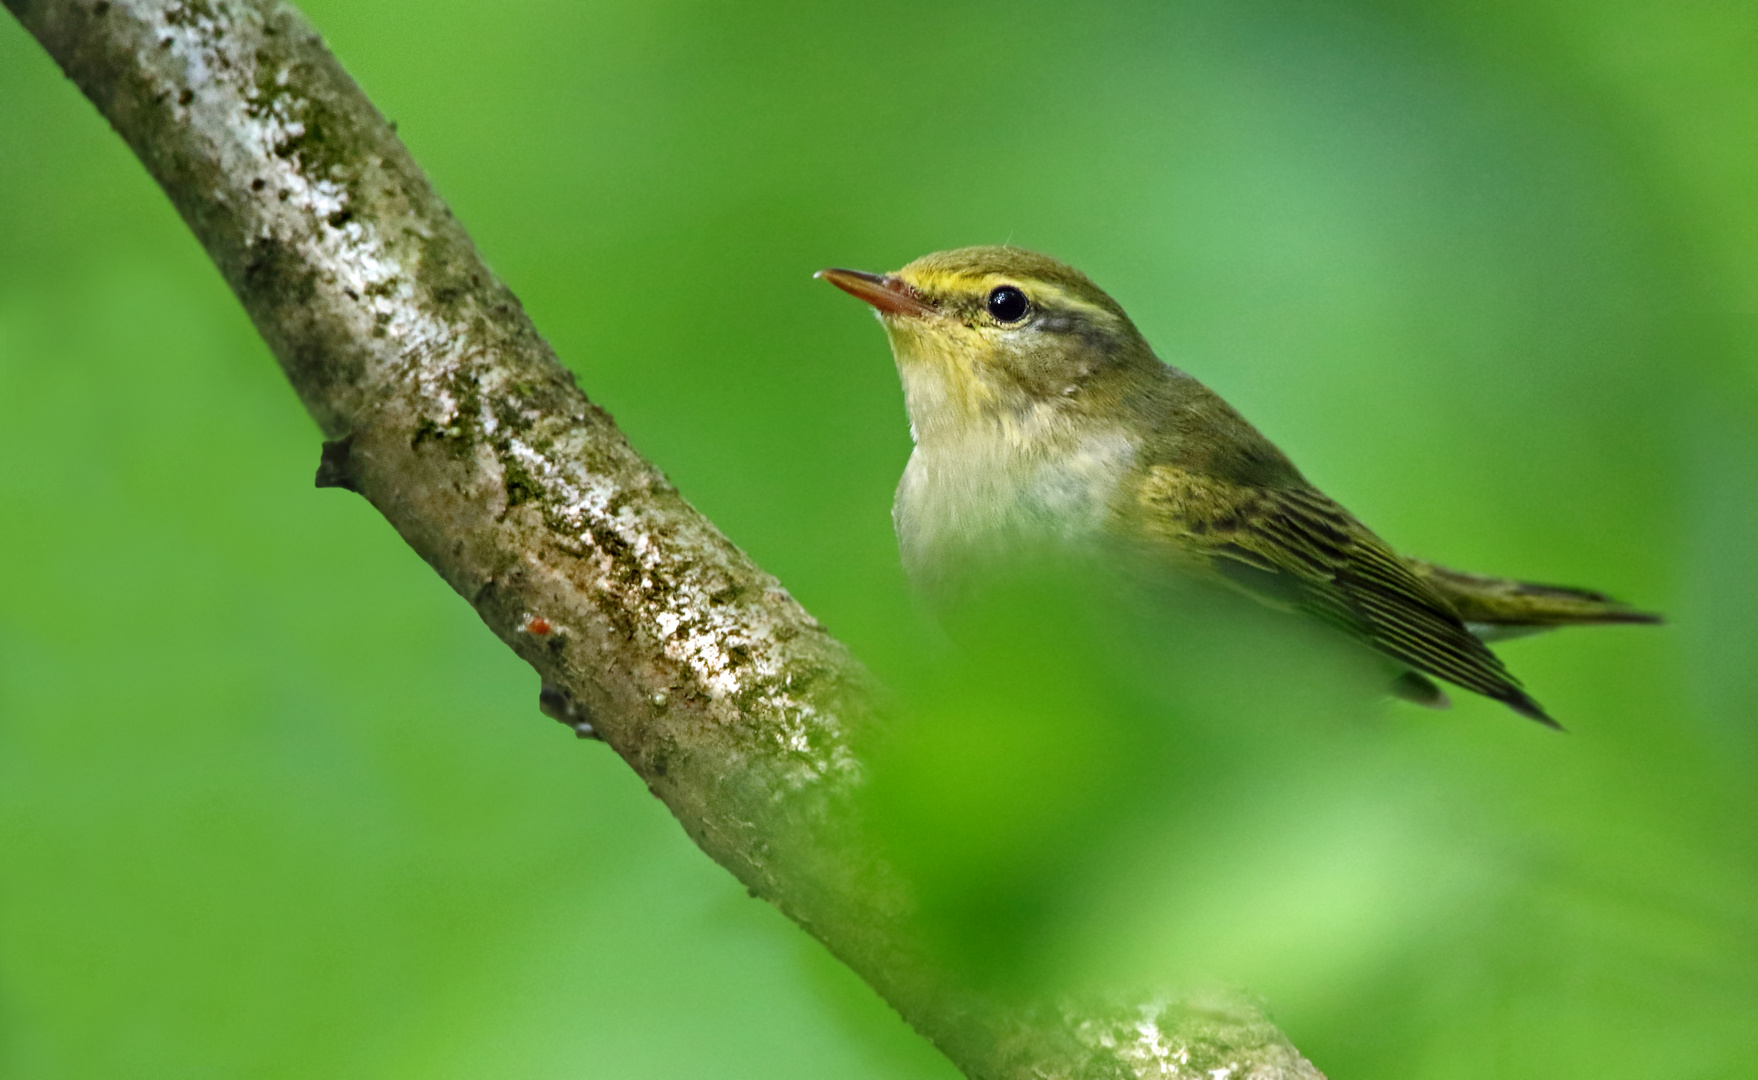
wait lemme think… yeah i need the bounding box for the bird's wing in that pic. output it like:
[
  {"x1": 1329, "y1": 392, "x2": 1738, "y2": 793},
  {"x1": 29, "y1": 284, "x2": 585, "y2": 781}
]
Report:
[{"x1": 1132, "y1": 465, "x2": 1553, "y2": 725}]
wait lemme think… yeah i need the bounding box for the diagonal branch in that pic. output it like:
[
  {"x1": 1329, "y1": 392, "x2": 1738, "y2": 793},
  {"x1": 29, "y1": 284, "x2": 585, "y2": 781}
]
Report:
[{"x1": 5, "y1": 1, "x2": 1323, "y2": 1076}]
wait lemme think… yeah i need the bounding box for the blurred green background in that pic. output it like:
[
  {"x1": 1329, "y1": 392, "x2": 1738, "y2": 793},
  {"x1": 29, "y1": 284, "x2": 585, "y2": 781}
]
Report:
[{"x1": 3, "y1": 0, "x2": 1755, "y2": 1077}]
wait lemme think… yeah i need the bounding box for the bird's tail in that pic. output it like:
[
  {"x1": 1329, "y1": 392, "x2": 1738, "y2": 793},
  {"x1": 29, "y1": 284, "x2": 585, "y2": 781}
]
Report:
[{"x1": 1405, "y1": 559, "x2": 1662, "y2": 641}]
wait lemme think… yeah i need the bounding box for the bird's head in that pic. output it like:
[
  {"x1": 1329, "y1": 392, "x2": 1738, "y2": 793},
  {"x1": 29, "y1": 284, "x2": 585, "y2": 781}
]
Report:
[{"x1": 819, "y1": 246, "x2": 1158, "y2": 442}]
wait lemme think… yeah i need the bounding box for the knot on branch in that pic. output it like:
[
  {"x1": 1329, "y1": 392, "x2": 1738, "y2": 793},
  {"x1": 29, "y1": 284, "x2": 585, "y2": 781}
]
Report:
[
  {"x1": 539, "y1": 680, "x2": 600, "y2": 740},
  {"x1": 314, "y1": 432, "x2": 358, "y2": 492}
]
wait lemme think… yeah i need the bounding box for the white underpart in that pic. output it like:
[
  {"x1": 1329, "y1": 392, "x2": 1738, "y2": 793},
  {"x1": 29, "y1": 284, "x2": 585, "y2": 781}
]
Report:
[{"x1": 892, "y1": 395, "x2": 1137, "y2": 585}]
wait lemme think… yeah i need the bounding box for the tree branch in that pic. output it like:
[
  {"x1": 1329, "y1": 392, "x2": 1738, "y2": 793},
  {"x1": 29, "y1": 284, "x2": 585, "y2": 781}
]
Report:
[{"x1": 5, "y1": 2, "x2": 1323, "y2": 1076}]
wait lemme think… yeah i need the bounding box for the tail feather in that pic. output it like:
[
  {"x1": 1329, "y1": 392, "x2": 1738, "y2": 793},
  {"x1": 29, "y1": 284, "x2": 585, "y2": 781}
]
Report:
[
  {"x1": 1404, "y1": 559, "x2": 1663, "y2": 631},
  {"x1": 1388, "y1": 666, "x2": 1563, "y2": 728}
]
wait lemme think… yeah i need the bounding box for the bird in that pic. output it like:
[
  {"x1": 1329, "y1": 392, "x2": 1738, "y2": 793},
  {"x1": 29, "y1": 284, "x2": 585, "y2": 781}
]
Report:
[{"x1": 817, "y1": 246, "x2": 1660, "y2": 727}]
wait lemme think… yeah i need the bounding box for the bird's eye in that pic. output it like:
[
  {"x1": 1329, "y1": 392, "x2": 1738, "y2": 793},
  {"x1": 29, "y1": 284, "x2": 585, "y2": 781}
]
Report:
[{"x1": 986, "y1": 285, "x2": 1030, "y2": 324}]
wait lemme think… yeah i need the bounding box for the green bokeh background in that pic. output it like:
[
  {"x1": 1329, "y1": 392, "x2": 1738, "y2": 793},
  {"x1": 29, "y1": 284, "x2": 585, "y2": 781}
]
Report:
[{"x1": 3, "y1": 1, "x2": 1755, "y2": 1077}]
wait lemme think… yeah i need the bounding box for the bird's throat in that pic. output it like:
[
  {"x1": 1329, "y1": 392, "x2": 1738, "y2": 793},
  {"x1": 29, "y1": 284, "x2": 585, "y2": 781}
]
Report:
[{"x1": 891, "y1": 411, "x2": 1139, "y2": 595}]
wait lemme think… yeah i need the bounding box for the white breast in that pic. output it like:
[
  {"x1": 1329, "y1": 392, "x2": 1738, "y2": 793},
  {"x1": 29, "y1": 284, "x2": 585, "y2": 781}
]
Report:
[{"x1": 892, "y1": 408, "x2": 1138, "y2": 590}]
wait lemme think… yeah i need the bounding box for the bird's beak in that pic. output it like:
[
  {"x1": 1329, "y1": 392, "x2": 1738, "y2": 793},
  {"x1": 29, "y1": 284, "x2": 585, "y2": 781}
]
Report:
[{"x1": 815, "y1": 267, "x2": 936, "y2": 318}]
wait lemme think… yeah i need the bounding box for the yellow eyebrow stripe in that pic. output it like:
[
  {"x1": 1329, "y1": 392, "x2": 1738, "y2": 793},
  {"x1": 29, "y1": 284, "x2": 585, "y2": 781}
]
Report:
[{"x1": 898, "y1": 270, "x2": 1123, "y2": 330}]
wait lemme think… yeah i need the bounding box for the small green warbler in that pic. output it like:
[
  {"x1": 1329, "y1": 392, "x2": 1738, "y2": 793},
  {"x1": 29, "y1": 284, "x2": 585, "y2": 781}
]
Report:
[{"x1": 820, "y1": 246, "x2": 1658, "y2": 725}]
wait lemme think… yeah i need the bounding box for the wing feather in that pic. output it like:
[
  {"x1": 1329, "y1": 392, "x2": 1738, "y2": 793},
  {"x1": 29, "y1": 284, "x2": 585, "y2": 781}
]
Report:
[{"x1": 1132, "y1": 465, "x2": 1554, "y2": 725}]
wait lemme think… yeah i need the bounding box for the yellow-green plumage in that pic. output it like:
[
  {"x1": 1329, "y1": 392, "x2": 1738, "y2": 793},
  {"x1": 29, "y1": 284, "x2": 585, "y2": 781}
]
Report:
[{"x1": 820, "y1": 246, "x2": 1658, "y2": 725}]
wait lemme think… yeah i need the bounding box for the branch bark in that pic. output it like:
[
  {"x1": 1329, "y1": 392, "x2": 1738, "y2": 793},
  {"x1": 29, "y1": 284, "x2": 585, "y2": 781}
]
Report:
[{"x1": 5, "y1": 2, "x2": 1323, "y2": 1077}]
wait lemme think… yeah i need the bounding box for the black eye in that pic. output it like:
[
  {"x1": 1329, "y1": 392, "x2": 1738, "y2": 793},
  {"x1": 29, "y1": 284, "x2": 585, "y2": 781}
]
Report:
[{"x1": 986, "y1": 285, "x2": 1030, "y2": 324}]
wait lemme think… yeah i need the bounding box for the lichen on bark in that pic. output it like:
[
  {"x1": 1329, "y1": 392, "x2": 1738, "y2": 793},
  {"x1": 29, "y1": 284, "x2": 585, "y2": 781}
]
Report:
[{"x1": 4, "y1": 2, "x2": 1325, "y2": 1077}]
